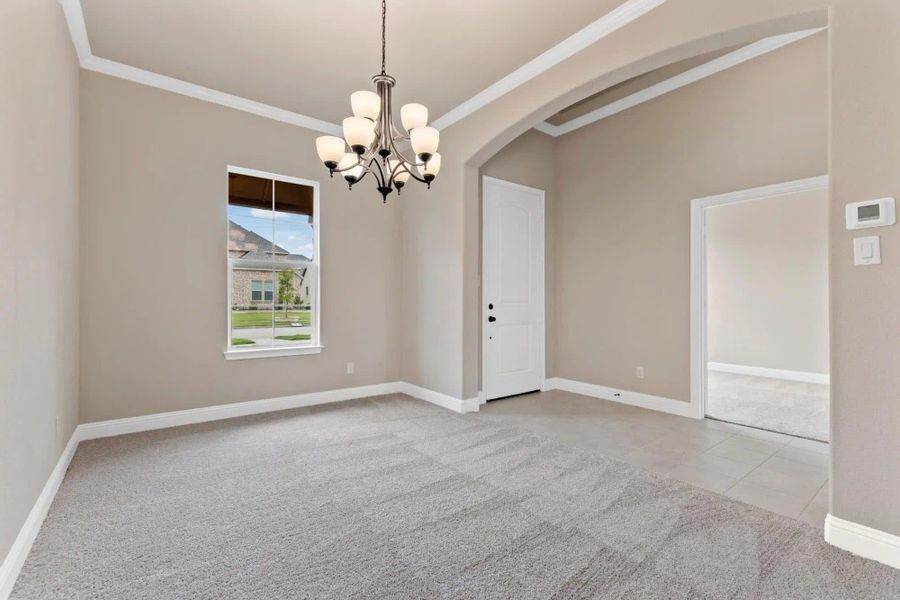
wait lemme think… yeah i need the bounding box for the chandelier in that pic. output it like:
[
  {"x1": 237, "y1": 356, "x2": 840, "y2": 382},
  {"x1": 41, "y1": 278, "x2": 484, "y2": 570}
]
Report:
[{"x1": 314, "y1": 0, "x2": 441, "y2": 202}]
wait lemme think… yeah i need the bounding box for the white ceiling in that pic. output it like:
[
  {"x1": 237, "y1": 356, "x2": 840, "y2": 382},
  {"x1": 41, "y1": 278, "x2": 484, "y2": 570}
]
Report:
[{"x1": 80, "y1": 0, "x2": 628, "y2": 125}]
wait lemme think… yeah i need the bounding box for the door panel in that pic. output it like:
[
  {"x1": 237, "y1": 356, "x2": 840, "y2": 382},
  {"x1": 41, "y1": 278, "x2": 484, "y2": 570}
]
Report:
[
  {"x1": 483, "y1": 177, "x2": 544, "y2": 401},
  {"x1": 498, "y1": 324, "x2": 532, "y2": 373}
]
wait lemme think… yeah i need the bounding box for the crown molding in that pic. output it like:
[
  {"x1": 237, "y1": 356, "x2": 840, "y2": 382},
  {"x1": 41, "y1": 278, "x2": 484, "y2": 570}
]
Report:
[
  {"x1": 57, "y1": 0, "x2": 342, "y2": 136},
  {"x1": 431, "y1": 0, "x2": 669, "y2": 130},
  {"x1": 59, "y1": 0, "x2": 674, "y2": 136},
  {"x1": 536, "y1": 27, "x2": 825, "y2": 137},
  {"x1": 57, "y1": 0, "x2": 91, "y2": 63},
  {"x1": 81, "y1": 55, "x2": 342, "y2": 135}
]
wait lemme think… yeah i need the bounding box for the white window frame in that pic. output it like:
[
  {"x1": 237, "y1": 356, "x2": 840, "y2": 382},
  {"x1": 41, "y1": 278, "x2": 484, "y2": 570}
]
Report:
[{"x1": 224, "y1": 165, "x2": 322, "y2": 360}]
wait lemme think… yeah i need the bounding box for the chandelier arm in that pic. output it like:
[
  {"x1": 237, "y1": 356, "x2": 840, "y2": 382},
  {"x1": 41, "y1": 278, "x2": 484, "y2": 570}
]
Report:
[
  {"x1": 387, "y1": 137, "x2": 422, "y2": 167},
  {"x1": 330, "y1": 156, "x2": 363, "y2": 173},
  {"x1": 364, "y1": 146, "x2": 380, "y2": 163},
  {"x1": 388, "y1": 123, "x2": 415, "y2": 164},
  {"x1": 389, "y1": 158, "x2": 429, "y2": 185},
  {"x1": 350, "y1": 168, "x2": 370, "y2": 185},
  {"x1": 331, "y1": 157, "x2": 380, "y2": 182},
  {"x1": 370, "y1": 157, "x2": 384, "y2": 184},
  {"x1": 358, "y1": 158, "x2": 381, "y2": 179},
  {"x1": 389, "y1": 160, "x2": 428, "y2": 185},
  {"x1": 405, "y1": 171, "x2": 431, "y2": 185},
  {"x1": 388, "y1": 160, "x2": 409, "y2": 181},
  {"x1": 387, "y1": 114, "x2": 407, "y2": 142}
]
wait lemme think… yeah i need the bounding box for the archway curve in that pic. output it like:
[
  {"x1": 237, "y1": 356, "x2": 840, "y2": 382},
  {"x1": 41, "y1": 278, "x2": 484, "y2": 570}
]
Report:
[{"x1": 457, "y1": 9, "x2": 828, "y2": 169}]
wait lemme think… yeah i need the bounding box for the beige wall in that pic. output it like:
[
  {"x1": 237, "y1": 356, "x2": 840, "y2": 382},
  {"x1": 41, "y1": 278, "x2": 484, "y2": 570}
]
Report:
[
  {"x1": 707, "y1": 189, "x2": 829, "y2": 375},
  {"x1": 479, "y1": 130, "x2": 558, "y2": 384},
  {"x1": 552, "y1": 31, "x2": 827, "y2": 401},
  {"x1": 0, "y1": 0, "x2": 81, "y2": 565},
  {"x1": 79, "y1": 72, "x2": 401, "y2": 422},
  {"x1": 398, "y1": 161, "x2": 464, "y2": 398},
  {"x1": 828, "y1": 0, "x2": 900, "y2": 534}
]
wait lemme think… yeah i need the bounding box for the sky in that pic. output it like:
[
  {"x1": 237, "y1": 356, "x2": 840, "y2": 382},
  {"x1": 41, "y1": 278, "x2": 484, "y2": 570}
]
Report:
[{"x1": 228, "y1": 205, "x2": 314, "y2": 259}]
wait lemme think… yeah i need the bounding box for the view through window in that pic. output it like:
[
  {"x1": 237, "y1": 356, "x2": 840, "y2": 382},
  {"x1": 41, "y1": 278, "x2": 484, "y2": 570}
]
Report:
[{"x1": 227, "y1": 168, "x2": 318, "y2": 353}]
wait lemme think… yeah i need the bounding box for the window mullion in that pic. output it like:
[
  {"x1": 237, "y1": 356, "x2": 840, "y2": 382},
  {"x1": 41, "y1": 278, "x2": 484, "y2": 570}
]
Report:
[{"x1": 270, "y1": 179, "x2": 276, "y2": 341}]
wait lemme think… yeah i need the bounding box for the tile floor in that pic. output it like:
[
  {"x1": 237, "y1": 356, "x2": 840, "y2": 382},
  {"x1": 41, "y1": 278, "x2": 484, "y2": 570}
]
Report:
[{"x1": 475, "y1": 389, "x2": 830, "y2": 529}]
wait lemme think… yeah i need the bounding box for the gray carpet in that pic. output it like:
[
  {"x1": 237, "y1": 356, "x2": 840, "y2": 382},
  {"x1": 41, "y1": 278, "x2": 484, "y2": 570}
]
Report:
[
  {"x1": 707, "y1": 371, "x2": 830, "y2": 441},
  {"x1": 13, "y1": 394, "x2": 897, "y2": 599}
]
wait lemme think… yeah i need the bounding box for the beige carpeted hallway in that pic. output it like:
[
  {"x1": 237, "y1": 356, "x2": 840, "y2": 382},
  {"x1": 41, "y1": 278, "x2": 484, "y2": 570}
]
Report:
[
  {"x1": 12, "y1": 394, "x2": 896, "y2": 599},
  {"x1": 706, "y1": 371, "x2": 830, "y2": 441}
]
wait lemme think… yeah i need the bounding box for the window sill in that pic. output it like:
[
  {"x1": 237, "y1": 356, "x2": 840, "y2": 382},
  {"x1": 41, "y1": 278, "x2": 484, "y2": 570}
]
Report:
[{"x1": 224, "y1": 345, "x2": 323, "y2": 360}]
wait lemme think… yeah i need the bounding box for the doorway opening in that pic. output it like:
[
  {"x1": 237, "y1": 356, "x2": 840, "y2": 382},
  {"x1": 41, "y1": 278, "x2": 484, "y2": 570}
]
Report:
[{"x1": 691, "y1": 177, "x2": 830, "y2": 441}]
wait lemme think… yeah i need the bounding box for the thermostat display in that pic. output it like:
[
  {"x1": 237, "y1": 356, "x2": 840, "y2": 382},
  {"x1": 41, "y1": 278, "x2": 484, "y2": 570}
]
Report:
[{"x1": 846, "y1": 197, "x2": 895, "y2": 230}]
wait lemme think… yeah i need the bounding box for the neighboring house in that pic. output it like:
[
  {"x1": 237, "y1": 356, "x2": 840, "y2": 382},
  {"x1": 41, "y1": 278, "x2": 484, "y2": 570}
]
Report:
[{"x1": 228, "y1": 220, "x2": 311, "y2": 309}]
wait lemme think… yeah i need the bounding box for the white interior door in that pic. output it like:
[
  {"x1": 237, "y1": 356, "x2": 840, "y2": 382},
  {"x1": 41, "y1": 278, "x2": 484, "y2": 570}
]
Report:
[{"x1": 483, "y1": 176, "x2": 545, "y2": 401}]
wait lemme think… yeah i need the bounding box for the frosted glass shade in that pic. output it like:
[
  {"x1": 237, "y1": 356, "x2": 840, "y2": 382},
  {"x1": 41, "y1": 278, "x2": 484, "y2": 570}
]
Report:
[
  {"x1": 350, "y1": 90, "x2": 381, "y2": 120},
  {"x1": 417, "y1": 152, "x2": 441, "y2": 180},
  {"x1": 410, "y1": 126, "x2": 439, "y2": 160},
  {"x1": 315, "y1": 136, "x2": 345, "y2": 168},
  {"x1": 400, "y1": 103, "x2": 428, "y2": 131},
  {"x1": 338, "y1": 153, "x2": 364, "y2": 182},
  {"x1": 347, "y1": 163, "x2": 365, "y2": 181},
  {"x1": 389, "y1": 159, "x2": 410, "y2": 185},
  {"x1": 343, "y1": 117, "x2": 376, "y2": 153}
]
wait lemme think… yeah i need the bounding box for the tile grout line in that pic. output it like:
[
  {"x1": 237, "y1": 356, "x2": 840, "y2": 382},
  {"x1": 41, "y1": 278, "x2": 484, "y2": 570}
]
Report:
[
  {"x1": 718, "y1": 441, "x2": 787, "y2": 495},
  {"x1": 722, "y1": 453, "x2": 826, "y2": 516},
  {"x1": 797, "y1": 480, "x2": 828, "y2": 517}
]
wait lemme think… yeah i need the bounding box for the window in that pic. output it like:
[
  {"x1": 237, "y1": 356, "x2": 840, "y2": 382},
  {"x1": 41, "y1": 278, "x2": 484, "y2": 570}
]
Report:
[
  {"x1": 226, "y1": 167, "x2": 320, "y2": 358},
  {"x1": 250, "y1": 280, "x2": 274, "y2": 302}
]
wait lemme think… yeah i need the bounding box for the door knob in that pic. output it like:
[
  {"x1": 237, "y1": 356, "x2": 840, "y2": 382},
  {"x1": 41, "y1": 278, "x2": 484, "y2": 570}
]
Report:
[{"x1": 488, "y1": 316, "x2": 496, "y2": 322}]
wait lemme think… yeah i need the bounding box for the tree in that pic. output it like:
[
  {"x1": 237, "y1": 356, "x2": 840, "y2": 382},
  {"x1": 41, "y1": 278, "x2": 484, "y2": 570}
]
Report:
[{"x1": 277, "y1": 269, "x2": 295, "y2": 317}]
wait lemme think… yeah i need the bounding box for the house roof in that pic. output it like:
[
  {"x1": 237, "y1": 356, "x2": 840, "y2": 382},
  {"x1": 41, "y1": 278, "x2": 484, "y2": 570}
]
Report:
[{"x1": 228, "y1": 220, "x2": 309, "y2": 262}]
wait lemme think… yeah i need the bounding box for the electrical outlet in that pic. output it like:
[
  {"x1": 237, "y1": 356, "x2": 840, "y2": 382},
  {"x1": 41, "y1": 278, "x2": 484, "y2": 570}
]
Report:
[
  {"x1": 636, "y1": 367, "x2": 645, "y2": 379},
  {"x1": 346, "y1": 362, "x2": 354, "y2": 375}
]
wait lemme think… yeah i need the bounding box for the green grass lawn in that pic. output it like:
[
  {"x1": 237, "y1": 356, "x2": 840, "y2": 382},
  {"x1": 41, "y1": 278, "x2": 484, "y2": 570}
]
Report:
[
  {"x1": 232, "y1": 310, "x2": 311, "y2": 328},
  {"x1": 274, "y1": 334, "x2": 311, "y2": 341},
  {"x1": 231, "y1": 338, "x2": 256, "y2": 346}
]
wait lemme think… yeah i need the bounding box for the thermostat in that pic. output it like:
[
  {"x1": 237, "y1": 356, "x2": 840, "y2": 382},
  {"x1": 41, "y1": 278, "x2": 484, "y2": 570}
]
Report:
[{"x1": 846, "y1": 197, "x2": 895, "y2": 229}]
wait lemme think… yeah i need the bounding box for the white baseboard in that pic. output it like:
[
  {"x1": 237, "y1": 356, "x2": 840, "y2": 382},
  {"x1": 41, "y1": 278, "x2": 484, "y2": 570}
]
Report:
[
  {"x1": 544, "y1": 377, "x2": 700, "y2": 419},
  {"x1": 0, "y1": 431, "x2": 79, "y2": 600},
  {"x1": 825, "y1": 514, "x2": 900, "y2": 570},
  {"x1": 400, "y1": 382, "x2": 480, "y2": 414},
  {"x1": 78, "y1": 380, "x2": 485, "y2": 441},
  {"x1": 708, "y1": 362, "x2": 830, "y2": 385},
  {"x1": 77, "y1": 382, "x2": 404, "y2": 441}
]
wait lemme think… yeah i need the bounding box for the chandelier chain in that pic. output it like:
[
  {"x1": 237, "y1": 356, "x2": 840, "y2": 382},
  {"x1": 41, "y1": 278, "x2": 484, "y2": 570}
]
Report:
[{"x1": 381, "y1": 0, "x2": 387, "y2": 75}]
